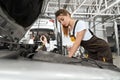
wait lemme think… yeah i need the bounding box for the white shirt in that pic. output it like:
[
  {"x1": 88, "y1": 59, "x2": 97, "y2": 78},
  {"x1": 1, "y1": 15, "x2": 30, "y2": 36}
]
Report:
[
  {"x1": 28, "y1": 39, "x2": 34, "y2": 44},
  {"x1": 45, "y1": 40, "x2": 57, "y2": 51},
  {"x1": 70, "y1": 20, "x2": 93, "y2": 41}
]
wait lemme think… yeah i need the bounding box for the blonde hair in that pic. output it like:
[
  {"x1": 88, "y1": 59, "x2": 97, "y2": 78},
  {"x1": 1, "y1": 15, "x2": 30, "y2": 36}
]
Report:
[{"x1": 55, "y1": 9, "x2": 71, "y2": 17}]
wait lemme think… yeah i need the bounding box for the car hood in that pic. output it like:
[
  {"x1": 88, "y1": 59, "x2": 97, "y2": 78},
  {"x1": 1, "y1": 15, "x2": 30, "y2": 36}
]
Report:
[{"x1": 0, "y1": 0, "x2": 47, "y2": 40}]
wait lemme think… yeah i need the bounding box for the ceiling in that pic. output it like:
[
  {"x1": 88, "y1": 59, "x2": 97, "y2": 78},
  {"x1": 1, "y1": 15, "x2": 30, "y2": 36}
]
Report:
[{"x1": 42, "y1": 0, "x2": 120, "y2": 22}]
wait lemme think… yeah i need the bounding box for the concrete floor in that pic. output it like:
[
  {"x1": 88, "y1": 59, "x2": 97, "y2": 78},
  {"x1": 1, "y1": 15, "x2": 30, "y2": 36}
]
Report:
[{"x1": 113, "y1": 53, "x2": 120, "y2": 68}]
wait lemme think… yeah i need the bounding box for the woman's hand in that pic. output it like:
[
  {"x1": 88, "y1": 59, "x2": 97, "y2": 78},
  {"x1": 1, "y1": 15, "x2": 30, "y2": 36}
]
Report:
[{"x1": 40, "y1": 35, "x2": 48, "y2": 45}]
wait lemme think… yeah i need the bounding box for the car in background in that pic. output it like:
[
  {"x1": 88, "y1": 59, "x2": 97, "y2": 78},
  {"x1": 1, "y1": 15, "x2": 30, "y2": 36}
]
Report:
[
  {"x1": 19, "y1": 16, "x2": 59, "y2": 53},
  {"x1": 19, "y1": 16, "x2": 57, "y2": 44}
]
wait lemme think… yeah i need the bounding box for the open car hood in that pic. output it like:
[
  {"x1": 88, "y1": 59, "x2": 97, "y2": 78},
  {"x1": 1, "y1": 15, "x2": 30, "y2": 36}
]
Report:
[
  {"x1": 0, "y1": 0, "x2": 45, "y2": 27},
  {"x1": 0, "y1": 0, "x2": 47, "y2": 40}
]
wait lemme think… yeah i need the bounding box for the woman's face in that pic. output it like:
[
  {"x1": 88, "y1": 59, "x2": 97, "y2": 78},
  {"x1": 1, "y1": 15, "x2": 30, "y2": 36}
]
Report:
[{"x1": 57, "y1": 14, "x2": 70, "y2": 27}]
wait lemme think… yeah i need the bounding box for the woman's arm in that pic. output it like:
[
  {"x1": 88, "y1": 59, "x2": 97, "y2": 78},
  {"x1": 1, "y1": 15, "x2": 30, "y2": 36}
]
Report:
[
  {"x1": 68, "y1": 29, "x2": 86, "y2": 57},
  {"x1": 40, "y1": 35, "x2": 56, "y2": 51}
]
